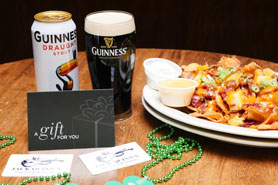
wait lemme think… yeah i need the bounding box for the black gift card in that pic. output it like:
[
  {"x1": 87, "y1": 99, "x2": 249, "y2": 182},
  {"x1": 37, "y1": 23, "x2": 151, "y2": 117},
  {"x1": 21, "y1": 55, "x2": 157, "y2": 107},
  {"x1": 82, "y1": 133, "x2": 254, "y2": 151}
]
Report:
[{"x1": 27, "y1": 90, "x2": 115, "y2": 151}]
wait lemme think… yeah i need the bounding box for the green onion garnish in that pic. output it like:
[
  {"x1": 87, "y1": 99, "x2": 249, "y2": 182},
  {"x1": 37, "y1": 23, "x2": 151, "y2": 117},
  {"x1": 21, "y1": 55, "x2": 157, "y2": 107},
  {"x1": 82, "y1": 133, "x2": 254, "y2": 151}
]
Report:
[
  {"x1": 270, "y1": 77, "x2": 278, "y2": 86},
  {"x1": 201, "y1": 75, "x2": 216, "y2": 87},
  {"x1": 259, "y1": 84, "x2": 265, "y2": 89},
  {"x1": 251, "y1": 84, "x2": 260, "y2": 93},
  {"x1": 216, "y1": 67, "x2": 236, "y2": 81},
  {"x1": 243, "y1": 75, "x2": 252, "y2": 83}
]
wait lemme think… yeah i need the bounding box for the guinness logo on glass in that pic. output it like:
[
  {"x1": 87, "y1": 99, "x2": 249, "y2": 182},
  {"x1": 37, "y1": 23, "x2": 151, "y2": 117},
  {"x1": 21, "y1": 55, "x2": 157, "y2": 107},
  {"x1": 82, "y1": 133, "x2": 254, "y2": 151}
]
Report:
[
  {"x1": 91, "y1": 36, "x2": 127, "y2": 57},
  {"x1": 104, "y1": 37, "x2": 113, "y2": 48}
]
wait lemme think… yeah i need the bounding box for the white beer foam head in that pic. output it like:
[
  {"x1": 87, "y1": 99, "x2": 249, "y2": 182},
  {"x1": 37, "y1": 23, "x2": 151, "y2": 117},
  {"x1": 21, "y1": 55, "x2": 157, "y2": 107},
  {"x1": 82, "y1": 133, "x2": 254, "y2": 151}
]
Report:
[{"x1": 85, "y1": 11, "x2": 135, "y2": 36}]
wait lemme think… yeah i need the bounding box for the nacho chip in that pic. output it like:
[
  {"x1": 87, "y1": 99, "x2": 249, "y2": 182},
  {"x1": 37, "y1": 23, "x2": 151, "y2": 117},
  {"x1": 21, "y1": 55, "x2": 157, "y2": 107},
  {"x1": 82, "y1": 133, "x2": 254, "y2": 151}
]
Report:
[
  {"x1": 228, "y1": 115, "x2": 244, "y2": 126},
  {"x1": 263, "y1": 68, "x2": 275, "y2": 77},
  {"x1": 189, "y1": 112, "x2": 226, "y2": 123},
  {"x1": 242, "y1": 62, "x2": 262, "y2": 74},
  {"x1": 256, "y1": 122, "x2": 278, "y2": 130},
  {"x1": 244, "y1": 105, "x2": 272, "y2": 122},
  {"x1": 181, "y1": 63, "x2": 199, "y2": 72},
  {"x1": 215, "y1": 92, "x2": 229, "y2": 114},
  {"x1": 217, "y1": 56, "x2": 241, "y2": 68}
]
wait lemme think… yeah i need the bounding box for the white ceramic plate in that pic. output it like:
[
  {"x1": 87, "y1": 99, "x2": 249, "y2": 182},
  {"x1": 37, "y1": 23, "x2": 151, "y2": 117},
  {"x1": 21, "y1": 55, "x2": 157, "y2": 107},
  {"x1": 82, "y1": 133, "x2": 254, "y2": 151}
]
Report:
[
  {"x1": 142, "y1": 96, "x2": 278, "y2": 147},
  {"x1": 143, "y1": 85, "x2": 278, "y2": 139}
]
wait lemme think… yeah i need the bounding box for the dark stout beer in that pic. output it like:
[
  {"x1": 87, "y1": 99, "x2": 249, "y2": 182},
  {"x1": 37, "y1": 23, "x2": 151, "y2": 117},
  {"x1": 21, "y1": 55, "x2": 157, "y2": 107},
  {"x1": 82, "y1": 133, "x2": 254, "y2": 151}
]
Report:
[{"x1": 85, "y1": 11, "x2": 136, "y2": 120}]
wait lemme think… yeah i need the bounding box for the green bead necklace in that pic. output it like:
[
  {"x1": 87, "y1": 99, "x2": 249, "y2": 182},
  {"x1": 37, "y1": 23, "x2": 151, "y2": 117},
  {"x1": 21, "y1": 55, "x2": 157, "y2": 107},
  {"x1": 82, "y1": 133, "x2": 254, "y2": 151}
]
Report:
[
  {"x1": 0, "y1": 135, "x2": 16, "y2": 148},
  {"x1": 0, "y1": 172, "x2": 71, "y2": 185},
  {"x1": 142, "y1": 124, "x2": 203, "y2": 184}
]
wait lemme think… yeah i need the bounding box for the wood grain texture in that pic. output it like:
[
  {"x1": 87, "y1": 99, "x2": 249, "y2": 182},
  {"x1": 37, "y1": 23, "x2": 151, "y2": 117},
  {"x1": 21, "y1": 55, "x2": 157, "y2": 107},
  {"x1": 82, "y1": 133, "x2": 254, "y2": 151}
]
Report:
[{"x1": 0, "y1": 49, "x2": 278, "y2": 185}]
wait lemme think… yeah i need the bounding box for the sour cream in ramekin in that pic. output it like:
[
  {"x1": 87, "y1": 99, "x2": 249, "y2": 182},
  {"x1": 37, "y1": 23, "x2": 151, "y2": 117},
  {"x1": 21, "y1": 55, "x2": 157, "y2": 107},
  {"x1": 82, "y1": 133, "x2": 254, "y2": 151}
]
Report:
[{"x1": 143, "y1": 58, "x2": 182, "y2": 90}]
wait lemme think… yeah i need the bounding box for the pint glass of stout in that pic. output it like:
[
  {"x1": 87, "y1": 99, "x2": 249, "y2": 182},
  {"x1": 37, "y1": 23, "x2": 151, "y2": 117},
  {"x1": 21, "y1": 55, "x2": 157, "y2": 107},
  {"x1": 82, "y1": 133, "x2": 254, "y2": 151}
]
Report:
[{"x1": 85, "y1": 11, "x2": 136, "y2": 121}]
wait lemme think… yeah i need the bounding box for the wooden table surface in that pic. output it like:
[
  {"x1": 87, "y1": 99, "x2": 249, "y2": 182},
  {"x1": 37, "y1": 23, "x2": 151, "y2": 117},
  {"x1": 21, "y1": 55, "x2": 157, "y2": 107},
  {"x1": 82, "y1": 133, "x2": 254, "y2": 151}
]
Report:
[{"x1": 0, "y1": 49, "x2": 278, "y2": 185}]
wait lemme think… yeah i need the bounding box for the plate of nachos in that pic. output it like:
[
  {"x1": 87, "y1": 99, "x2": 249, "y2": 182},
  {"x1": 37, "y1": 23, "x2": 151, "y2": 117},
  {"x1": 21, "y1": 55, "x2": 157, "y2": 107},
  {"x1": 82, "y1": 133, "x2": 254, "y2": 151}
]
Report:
[{"x1": 143, "y1": 56, "x2": 278, "y2": 139}]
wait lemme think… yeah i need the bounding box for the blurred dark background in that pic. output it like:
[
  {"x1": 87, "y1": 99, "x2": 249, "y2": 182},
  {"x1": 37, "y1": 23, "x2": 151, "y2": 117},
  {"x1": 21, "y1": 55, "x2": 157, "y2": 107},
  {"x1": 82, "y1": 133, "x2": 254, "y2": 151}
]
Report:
[{"x1": 1, "y1": 0, "x2": 278, "y2": 63}]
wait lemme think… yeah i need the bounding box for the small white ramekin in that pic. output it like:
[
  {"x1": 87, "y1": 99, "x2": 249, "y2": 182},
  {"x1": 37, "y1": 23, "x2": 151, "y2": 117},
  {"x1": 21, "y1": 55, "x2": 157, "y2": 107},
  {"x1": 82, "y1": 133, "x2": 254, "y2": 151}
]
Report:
[
  {"x1": 158, "y1": 78, "x2": 198, "y2": 107},
  {"x1": 143, "y1": 58, "x2": 182, "y2": 90}
]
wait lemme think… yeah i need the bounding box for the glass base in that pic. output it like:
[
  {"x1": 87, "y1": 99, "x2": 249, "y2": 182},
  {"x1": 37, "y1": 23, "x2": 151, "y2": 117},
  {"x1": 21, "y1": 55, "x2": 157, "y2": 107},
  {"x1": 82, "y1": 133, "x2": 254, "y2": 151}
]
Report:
[{"x1": 114, "y1": 108, "x2": 132, "y2": 121}]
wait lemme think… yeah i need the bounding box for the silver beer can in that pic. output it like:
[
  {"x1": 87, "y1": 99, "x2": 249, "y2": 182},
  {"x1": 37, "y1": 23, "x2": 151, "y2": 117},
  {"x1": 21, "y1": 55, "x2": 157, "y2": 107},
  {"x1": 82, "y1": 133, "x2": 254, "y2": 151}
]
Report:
[{"x1": 31, "y1": 11, "x2": 79, "y2": 91}]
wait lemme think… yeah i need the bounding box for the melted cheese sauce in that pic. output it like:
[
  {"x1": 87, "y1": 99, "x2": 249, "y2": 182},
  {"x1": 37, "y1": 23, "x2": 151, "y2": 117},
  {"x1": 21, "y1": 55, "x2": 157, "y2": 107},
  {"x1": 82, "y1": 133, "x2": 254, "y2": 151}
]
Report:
[{"x1": 160, "y1": 79, "x2": 196, "y2": 88}]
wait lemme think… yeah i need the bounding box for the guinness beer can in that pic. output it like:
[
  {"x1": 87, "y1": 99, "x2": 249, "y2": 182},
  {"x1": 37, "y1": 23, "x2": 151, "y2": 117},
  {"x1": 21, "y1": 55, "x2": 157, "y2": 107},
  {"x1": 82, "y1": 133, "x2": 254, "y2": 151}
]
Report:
[
  {"x1": 85, "y1": 11, "x2": 136, "y2": 121},
  {"x1": 31, "y1": 11, "x2": 79, "y2": 91}
]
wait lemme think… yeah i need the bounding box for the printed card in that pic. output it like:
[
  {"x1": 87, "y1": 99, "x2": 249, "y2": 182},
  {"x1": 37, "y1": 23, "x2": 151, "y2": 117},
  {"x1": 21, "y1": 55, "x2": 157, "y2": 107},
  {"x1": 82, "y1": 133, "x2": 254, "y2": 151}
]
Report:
[
  {"x1": 27, "y1": 89, "x2": 115, "y2": 151},
  {"x1": 79, "y1": 142, "x2": 151, "y2": 175},
  {"x1": 2, "y1": 154, "x2": 73, "y2": 177}
]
